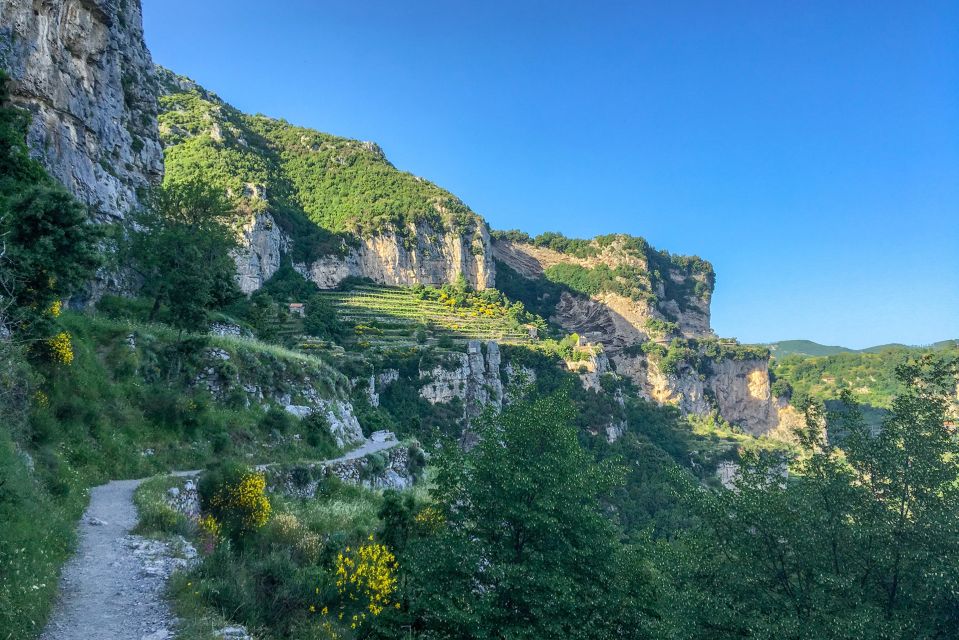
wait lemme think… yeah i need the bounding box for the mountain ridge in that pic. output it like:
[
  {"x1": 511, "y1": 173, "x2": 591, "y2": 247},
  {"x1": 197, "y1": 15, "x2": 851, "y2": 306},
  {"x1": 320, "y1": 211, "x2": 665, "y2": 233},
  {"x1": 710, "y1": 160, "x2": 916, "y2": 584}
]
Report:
[{"x1": 768, "y1": 338, "x2": 959, "y2": 358}]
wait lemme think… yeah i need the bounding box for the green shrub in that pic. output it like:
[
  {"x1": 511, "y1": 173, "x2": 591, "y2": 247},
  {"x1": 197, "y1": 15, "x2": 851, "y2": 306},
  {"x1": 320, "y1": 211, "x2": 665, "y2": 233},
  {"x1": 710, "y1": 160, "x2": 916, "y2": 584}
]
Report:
[
  {"x1": 260, "y1": 406, "x2": 295, "y2": 435},
  {"x1": 198, "y1": 461, "x2": 272, "y2": 544},
  {"x1": 302, "y1": 413, "x2": 337, "y2": 455},
  {"x1": 134, "y1": 476, "x2": 195, "y2": 537}
]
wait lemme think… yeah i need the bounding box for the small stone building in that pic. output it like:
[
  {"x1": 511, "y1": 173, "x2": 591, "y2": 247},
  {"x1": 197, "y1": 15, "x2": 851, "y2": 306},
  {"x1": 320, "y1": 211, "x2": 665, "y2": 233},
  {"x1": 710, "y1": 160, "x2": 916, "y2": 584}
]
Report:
[{"x1": 289, "y1": 303, "x2": 306, "y2": 317}]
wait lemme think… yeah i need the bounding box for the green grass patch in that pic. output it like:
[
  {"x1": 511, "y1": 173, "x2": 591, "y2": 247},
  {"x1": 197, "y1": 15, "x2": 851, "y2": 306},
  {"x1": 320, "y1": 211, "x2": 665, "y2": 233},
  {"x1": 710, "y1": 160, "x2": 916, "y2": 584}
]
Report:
[
  {"x1": 0, "y1": 429, "x2": 85, "y2": 640},
  {"x1": 134, "y1": 476, "x2": 196, "y2": 538},
  {"x1": 318, "y1": 284, "x2": 539, "y2": 348}
]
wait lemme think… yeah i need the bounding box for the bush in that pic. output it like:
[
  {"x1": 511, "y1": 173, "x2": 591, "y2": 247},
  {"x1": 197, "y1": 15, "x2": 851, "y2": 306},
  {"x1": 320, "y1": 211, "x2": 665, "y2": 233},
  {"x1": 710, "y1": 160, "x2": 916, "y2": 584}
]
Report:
[
  {"x1": 302, "y1": 412, "x2": 337, "y2": 455},
  {"x1": 133, "y1": 476, "x2": 195, "y2": 537},
  {"x1": 198, "y1": 461, "x2": 272, "y2": 544},
  {"x1": 260, "y1": 406, "x2": 295, "y2": 435}
]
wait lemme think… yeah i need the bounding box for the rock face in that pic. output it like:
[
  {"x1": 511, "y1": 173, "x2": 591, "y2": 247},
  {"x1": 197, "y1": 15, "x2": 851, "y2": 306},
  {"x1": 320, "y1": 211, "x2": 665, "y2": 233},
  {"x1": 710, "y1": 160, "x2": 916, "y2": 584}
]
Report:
[
  {"x1": 234, "y1": 214, "x2": 494, "y2": 295},
  {"x1": 614, "y1": 353, "x2": 778, "y2": 435},
  {"x1": 0, "y1": 0, "x2": 163, "y2": 219},
  {"x1": 419, "y1": 341, "x2": 504, "y2": 419},
  {"x1": 189, "y1": 346, "x2": 364, "y2": 448},
  {"x1": 291, "y1": 220, "x2": 494, "y2": 292},
  {"x1": 492, "y1": 238, "x2": 782, "y2": 433},
  {"x1": 235, "y1": 213, "x2": 288, "y2": 293},
  {"x1": 493, "y1": 238, "x2": 712, "y2": 340}
]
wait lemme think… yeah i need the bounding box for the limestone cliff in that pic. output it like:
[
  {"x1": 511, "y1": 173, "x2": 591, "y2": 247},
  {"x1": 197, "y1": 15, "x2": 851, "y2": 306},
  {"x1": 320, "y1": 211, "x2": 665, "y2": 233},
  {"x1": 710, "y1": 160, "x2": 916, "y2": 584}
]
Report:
[
  {"x1": 419, "y1": 340, "x2": 503, "y2": 419},
  {"x1": 493, "y1": 235, "x2": 785, "y2": 433},
  {"x1": 236, "y1": 213, "x2": 288, "y2": 293},
  {"x1": 0, "y1": 0, "x2": 163, "y2": 219},
  {"x1": 156, "y1": 68, "x2": 493, "y2": 292},
  {"x1": 293, "y1": 219, "x2": 493, "y2": 292},
  {"x1": 494, "y1": 237, "x2": 712, "y2": 342},
  {"x1": 614, "y1": 352, "x2": 778, "y2": 435}
]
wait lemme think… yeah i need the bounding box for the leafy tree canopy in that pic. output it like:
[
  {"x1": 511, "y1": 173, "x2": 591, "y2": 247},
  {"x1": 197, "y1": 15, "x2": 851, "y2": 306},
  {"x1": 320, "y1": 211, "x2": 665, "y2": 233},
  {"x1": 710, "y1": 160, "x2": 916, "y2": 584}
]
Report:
[{"x1": 127, "y1": 180, "x2": 241, "y2": 332}]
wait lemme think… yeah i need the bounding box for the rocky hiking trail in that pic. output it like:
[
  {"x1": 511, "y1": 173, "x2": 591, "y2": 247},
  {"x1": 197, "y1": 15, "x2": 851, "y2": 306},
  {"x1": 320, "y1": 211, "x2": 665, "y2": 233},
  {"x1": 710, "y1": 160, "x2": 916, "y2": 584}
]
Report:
[{"x1": 39, "y1": 437, "x2": 400, "y2": 640}]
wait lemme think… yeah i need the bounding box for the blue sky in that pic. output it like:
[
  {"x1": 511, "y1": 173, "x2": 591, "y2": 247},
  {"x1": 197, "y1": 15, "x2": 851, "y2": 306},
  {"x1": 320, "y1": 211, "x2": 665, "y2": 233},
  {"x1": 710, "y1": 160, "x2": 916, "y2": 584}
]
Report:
[{"x1": 142, "y1": 0, "x2": 958, "y2": 348}]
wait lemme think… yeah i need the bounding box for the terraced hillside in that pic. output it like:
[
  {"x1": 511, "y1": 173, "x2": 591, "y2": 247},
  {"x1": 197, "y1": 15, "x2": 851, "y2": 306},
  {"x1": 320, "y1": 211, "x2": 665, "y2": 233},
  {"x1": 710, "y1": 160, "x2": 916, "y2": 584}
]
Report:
[{"x1": 318, "y1": 285, "x2": 537, "y2": 348}]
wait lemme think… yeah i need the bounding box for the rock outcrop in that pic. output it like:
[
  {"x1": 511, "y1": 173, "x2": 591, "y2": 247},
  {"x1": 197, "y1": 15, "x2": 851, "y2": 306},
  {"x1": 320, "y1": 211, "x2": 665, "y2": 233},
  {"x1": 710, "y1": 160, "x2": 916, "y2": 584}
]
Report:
[
  {"x1": 613, "y1": 352, "x2": 778, "y2": 435},
  {"x1": 189, "y1": 346, "x2": 364, "y2": 448},
  {"x1": 494, "y1": 238, "x2": 712, "y2": 340},
  {"x1": 0, "y1": 0, "x2": 163, "y2": 219},
  {"x1": 235, "y1": 213, "x2": 288, "y2": 293},
  {"x1": 492, "y1": 237, "x2": 783, "y2": 433},
  {"x1": 293, "y1": 220, "x2": 494, "y2": 292},
  {"x1": 419, "y1": 340, "x2": 504, "y2": 419},
  {"x1": 234, "y1": 214, "x2": 493, "y2": 295}
]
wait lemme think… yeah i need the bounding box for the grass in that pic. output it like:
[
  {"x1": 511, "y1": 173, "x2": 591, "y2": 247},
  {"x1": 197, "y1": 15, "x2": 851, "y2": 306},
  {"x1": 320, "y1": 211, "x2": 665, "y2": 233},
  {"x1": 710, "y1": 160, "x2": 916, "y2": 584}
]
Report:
[
  {"x1": 134, "y1": 475, "x2": 196, "y2": 538},
  {"x1": 133, "y1": 467, "x2": 416, "y2": 640},
  {"x1": 0, "y1": 429, "x2": 85, "y2": 640},
  {"x1": 319, "y1": 285, "x2": 534, "y2": 348},
  {"x1": 284, "y1": 489, "x2": 381, "y2": 540}
]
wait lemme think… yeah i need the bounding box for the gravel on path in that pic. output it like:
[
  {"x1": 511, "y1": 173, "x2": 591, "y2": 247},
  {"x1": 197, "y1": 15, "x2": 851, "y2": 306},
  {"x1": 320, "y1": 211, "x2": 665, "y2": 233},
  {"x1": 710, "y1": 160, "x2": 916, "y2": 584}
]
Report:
[{"x1": 39, "y1": 436, "x2": 400, "y2": 640}]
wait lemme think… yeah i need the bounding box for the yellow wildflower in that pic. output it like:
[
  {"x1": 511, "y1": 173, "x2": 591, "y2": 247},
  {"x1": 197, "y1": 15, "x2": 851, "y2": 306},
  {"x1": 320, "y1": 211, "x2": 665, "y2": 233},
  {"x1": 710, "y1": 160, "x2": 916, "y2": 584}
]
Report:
[
  {"x1": 333, "y1": 539, "x2": 399, "y2": 622},
  {"x1": 33, "y1": 390, "x2": 49, "y2": 408},
  {"x1": 198, "y1": 514, "x2": 222, "y2": 540},
  {"x1": 47, "y1": 332, "x2": 74, "y2": 365}
]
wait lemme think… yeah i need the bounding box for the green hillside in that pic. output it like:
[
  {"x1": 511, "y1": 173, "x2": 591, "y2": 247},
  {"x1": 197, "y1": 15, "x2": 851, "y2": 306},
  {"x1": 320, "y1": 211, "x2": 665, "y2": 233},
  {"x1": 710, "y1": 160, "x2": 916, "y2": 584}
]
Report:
[
  {"x1": 768, "y1": 339, "x2": 959, "y2": 358},
  {"x1": 157, "y1": 68, "x2": 483, "y2": 261},
  {"x1": 319, "y1": 284, "x2": 539, "y2": 348},
  {"x1": 767, "y1": 340, "x2": 854, "y2": 357},
  {"x1": 860, "y1": 339, "x2": 959, "y2": 354},
  {"x1": 770, "y1": 343, "x2": 959, "y2": 409}
]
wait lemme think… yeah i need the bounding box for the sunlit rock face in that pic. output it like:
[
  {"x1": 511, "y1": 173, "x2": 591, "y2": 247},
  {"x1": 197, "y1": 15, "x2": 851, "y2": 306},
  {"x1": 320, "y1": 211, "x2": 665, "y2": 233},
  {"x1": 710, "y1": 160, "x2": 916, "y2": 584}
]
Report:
[{"x1": 293, "y1": 221, "x2": 495, "y2": 292}]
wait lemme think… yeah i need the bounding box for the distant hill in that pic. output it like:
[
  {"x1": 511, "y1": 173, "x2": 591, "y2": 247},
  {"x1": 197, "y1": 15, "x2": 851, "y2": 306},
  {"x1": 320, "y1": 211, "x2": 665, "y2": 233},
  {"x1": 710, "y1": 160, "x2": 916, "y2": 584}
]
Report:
[
  {"x1": 768, "y1": 340, "x2": 854, "y2": 357},
  {"x1": 859, "y1": 340, "x2": 959, "y2": 354},
  {"x1": 768, "y1": 339, "x2": 958, "y2": 358},
  {"x1": 768, "y1": 339, "x2": 959, "y2": 410}
]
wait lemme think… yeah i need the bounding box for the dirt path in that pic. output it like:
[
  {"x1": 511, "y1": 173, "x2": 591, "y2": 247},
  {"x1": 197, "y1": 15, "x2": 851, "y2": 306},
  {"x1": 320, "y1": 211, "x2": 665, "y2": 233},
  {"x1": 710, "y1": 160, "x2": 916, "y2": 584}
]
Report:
[
  {"x1": 39, "y1": 438, "x2": 399, "y2": 640},
  {"x1": 39, "y1": 479, "x2": 181, "y2": 640}
]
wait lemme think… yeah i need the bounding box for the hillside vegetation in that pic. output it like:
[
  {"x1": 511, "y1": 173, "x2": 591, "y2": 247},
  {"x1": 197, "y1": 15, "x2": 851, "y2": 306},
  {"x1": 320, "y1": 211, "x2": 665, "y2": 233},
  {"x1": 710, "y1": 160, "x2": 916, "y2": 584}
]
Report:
[
  {"x1": 157, "y1": 68, "x2": 483, "y2": 261},
  {"x1": 319, "y1": 283, "x2": 541, "y2": 348},
  {"x1": 768, "y1": 338, "x2": 959, "y2": 358},
  {"x1": 771, "y1": 342, "x2": 959, "y2": 409},
  {"x1": 493, "y1": 230, "x2": 715, "y2": 314}
]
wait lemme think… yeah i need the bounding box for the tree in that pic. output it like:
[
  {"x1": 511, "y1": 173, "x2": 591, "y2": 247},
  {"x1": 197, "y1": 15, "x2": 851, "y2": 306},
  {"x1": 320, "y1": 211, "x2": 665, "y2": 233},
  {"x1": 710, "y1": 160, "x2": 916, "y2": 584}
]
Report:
[
  {"x1": 659, "y1": 355, "x2": 959, "y2": 639},
  {"x1": 127, "y1": 181, "x2": 241, "y2": 332},
  {"x1": 0, "y1": 71, "x2": 101, "y2": 338},
  {"x1": 1, "y1": 188, "x2": 101, "y2": 326},
  {"x1": 303, "y1": 294, "x2": 345, "y2": 341},
  {"x1": 387, "y1": 393, "x2": 649, "y2": 640}
]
